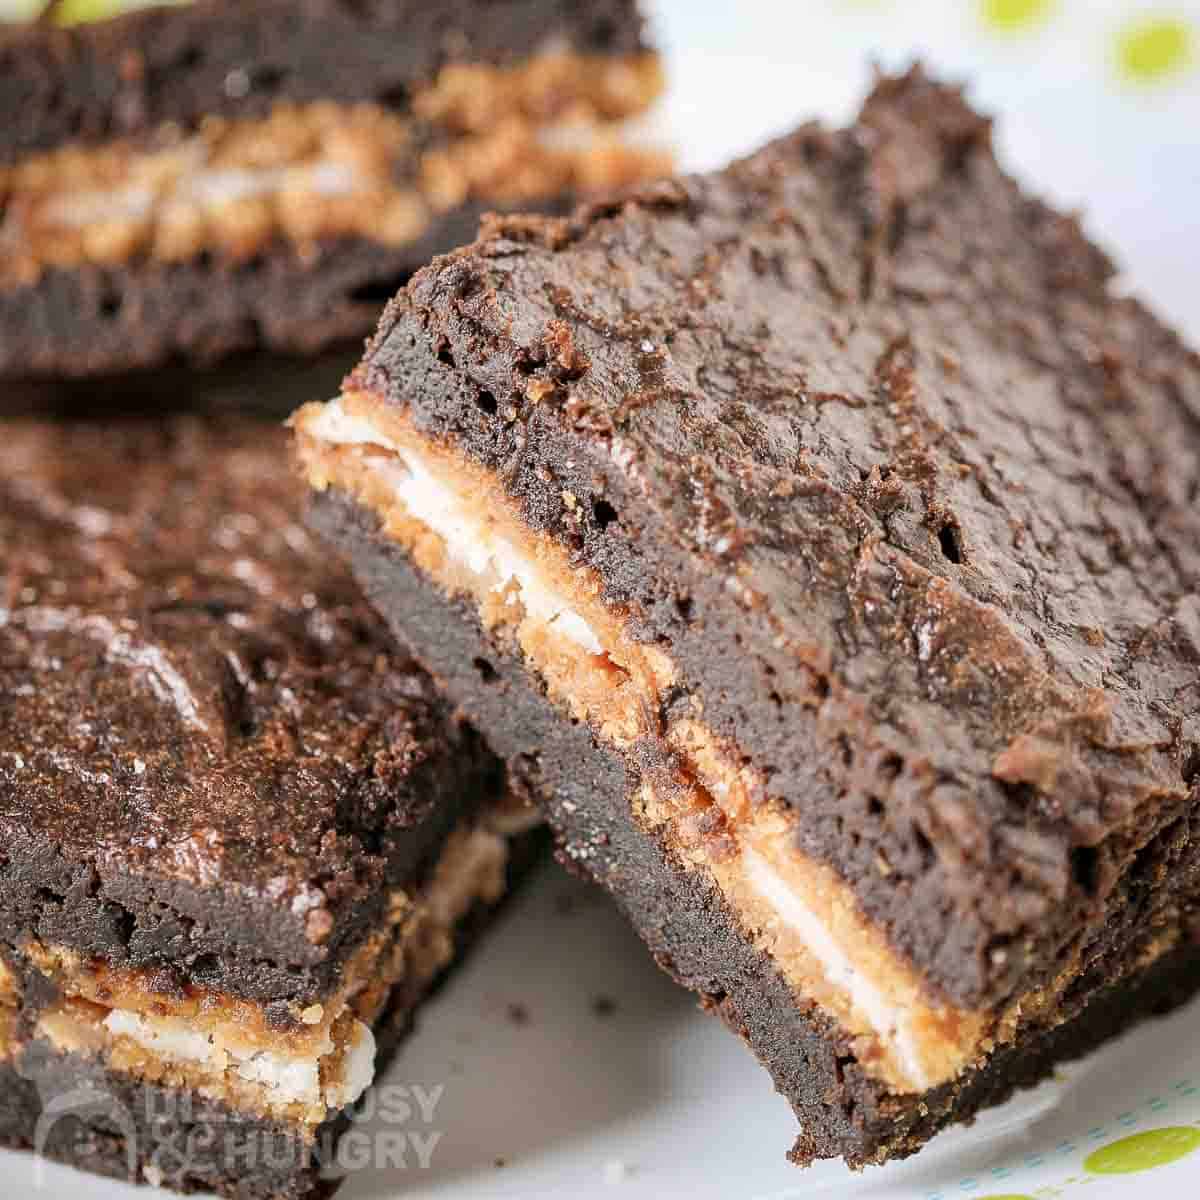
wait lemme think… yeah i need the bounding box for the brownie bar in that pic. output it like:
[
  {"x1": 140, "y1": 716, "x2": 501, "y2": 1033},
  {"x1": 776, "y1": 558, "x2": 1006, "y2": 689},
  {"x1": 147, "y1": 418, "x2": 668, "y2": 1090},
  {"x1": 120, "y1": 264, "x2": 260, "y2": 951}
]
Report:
[
  {"x1": 0, "y1": 412, "x2": 541, "y2": 1198},
  {"x1": 1, "y1": 0, "x2": 650, "y2": 160},
  {"x1": 0, "y1": 0, "x2": 668, "y2": 378},
  {"x1": 293, "y1": 68, "x2": 1200, "y2": 1165}
]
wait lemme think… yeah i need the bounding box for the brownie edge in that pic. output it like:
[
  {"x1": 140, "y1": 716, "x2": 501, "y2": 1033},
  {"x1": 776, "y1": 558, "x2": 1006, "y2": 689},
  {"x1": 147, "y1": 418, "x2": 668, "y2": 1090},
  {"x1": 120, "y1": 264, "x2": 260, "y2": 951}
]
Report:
[{"x1": 310, "y1": 485, "x2": 1200, "y2": 1168}]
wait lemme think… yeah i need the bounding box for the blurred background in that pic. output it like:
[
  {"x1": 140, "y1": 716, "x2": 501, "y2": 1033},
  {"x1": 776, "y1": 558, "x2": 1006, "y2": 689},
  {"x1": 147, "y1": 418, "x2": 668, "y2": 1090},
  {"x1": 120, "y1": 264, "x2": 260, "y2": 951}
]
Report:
[{"x1": 651, "y1": 0, "x2": 1199, "y2": 341}]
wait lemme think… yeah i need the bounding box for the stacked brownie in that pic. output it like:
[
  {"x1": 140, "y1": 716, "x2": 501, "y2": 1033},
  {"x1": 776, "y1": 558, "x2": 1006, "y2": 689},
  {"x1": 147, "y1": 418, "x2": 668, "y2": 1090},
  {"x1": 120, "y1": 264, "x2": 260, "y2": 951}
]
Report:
[
  {"x1": 0, "y1": 0, "x2": 667, "y2": 376},
  {"x1": 293, "y1": 68, "x2": 1200, "y2": 1167},
  {"x1": 0, "y1": 413, "x2": 544, "y2": 1197}
]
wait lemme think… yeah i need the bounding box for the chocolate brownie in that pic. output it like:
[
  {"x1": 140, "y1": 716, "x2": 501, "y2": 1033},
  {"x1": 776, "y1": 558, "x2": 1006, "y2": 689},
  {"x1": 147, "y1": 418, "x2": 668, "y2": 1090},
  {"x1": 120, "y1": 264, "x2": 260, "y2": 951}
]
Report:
[
  {"x1": 0, "y1": 411, "x2": 542, "y2": 1198},
  {"x1": 0, "y1": 0, "x2": 668, "y2": 378},
  {"x1": 293, "y1": 67, "x2": 1200, "y2": 1166}
]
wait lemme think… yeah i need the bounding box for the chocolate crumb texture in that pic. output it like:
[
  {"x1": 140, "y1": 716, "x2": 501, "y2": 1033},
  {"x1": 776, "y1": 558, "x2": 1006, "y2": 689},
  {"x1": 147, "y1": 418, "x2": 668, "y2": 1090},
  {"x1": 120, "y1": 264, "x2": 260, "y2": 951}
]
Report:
[{"x1": 292, "y1": 66, "x2": 1200, "y2": 1167}]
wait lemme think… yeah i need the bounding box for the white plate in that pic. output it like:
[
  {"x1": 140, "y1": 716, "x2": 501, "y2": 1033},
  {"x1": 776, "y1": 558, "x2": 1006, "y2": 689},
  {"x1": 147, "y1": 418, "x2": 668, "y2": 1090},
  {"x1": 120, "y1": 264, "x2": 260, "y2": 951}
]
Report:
[{"x1": 4, "y1": 1, "x2": 1199, "y2": 1197}]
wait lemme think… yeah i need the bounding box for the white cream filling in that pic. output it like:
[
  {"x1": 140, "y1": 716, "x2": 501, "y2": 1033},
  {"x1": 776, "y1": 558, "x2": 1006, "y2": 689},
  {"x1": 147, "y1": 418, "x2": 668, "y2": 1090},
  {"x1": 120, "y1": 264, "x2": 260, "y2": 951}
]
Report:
[
  {"x1": 44, "y1": 185, "x2": 156, "y2": 228},
  {"x1": 0, "y1": 956, "x2": 16, "y2": 1002},
  {"x1": 307, "y1": 398, "x2": 604, "y2": 655},
  {"x1": 743, "y1": 848, "x2": 931, "y2": 1090},
  {"x1": 41, "y1": 159, "x2": 360, "y2": 230},
  {"x1": 326, "y1": 1021, "x2": 377, "y2": 1109},
  {"x1": 535, "y1": 112, "x2": 662, "y2": 155},
  {"x1": 183, "y1": 161, "x2": 358, "y2": 208},
  {"x1": 103, "y1": 1008, "x2": 375, "y2": 1110}
]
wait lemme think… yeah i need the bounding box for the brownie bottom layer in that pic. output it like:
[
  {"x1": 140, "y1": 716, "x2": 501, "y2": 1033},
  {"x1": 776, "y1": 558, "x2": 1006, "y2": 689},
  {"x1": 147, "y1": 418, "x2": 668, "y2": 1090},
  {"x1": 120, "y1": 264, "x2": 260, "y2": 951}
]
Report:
[
  {"x1": 0, "y1": 200, "x2": 553, "y2": 380},
  {"x1": 314, "y1": 489, "x2": 1200, "y2": 1167},
  {"x1": 0, "y1": 827, "x2": 544, "y2": 1199}
]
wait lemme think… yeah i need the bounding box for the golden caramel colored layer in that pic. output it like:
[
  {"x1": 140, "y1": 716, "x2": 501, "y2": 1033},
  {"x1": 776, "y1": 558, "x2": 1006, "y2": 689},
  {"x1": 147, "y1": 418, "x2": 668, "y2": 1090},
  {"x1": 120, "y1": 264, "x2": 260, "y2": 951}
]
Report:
[
  {"x1": 0, "y1": 956, "x2": 17, "y2": 1064},
  {"x1": 0, "y1": 52, "x2": 668, "y2": 282},
  {"x1": 637, "y1": 771, "x2": 986, "y2": 1091},
  {"x1": 295, "y1": 393, "x2": 676, "y2": 748},
  {"x1": 0, "y1": 1011, "x2": 15, "y2": 1064},
  {"x1": 37, "y1": 999, "x2": 368, "y2": 1130},
  {"x1": 0, "y1": 955, "x2": 17, "y2": 1008},
  {"x1": 26, "y1": 939, "x2": 346, "y2": 1064}
]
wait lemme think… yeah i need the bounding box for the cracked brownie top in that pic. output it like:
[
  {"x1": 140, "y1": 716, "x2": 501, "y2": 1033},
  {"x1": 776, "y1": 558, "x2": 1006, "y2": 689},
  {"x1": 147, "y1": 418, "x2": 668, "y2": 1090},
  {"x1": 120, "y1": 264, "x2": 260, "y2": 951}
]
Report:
[{"x1": 353, "y1": 67, "x2": 1200, "y2": 1005}]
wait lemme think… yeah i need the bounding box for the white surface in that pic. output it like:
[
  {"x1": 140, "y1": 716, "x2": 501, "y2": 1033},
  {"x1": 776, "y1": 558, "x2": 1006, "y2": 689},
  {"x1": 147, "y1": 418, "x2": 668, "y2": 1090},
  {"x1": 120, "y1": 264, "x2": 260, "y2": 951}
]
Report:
[{"x1": 5, "y1": 1, "x2": 1200, "y2": 1198}]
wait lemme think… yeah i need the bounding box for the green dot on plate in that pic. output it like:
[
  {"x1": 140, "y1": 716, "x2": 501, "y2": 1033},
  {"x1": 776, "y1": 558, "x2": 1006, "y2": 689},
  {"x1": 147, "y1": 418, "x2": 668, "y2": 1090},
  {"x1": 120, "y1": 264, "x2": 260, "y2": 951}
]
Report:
[
  {"x1": 981, "y1": 0, "x2": 1055, "y2": 34},
  {"x1": 1116, "y1": 16, "x2": 1194, "y2": 83},
  {"x1": 55, "y1": 0, "x2": 123, "y2": 24},
  {"x1": 55, "y1": 0, "x2": 192, "y2": 24},
  {"x1": 1085, "y1": 1127, "x2": 1200, "y2": 1175}
]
